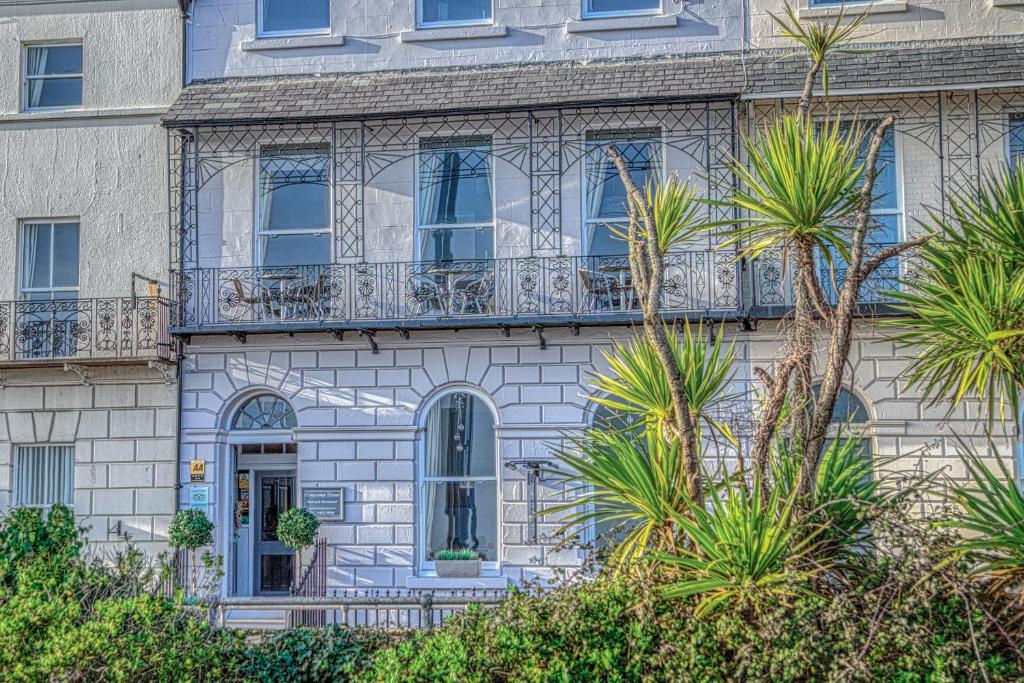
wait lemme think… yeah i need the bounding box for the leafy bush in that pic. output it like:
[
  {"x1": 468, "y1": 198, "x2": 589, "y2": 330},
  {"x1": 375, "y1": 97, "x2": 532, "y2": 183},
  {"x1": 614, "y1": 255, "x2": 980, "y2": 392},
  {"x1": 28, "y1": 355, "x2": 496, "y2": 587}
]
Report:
[
  {"x1": 245, "y1": 625, "x2": 395, "y2": 683},
  {"x1": 168, "y1": 509, "x2": 215, "y2": 550},
  {"x1": 276, "y1": 508, "x2": 319, "y2": 553}
]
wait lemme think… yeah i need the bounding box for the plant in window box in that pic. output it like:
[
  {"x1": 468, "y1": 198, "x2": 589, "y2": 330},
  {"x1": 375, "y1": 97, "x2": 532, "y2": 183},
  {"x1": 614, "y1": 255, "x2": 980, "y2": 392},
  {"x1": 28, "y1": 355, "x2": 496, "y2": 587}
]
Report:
[
  {"x1": 277, "y1": 507, "x2": 320, "y2": 574},
  {"x1": 433, "y1": 549, "x2": 482, "y2": 578}
]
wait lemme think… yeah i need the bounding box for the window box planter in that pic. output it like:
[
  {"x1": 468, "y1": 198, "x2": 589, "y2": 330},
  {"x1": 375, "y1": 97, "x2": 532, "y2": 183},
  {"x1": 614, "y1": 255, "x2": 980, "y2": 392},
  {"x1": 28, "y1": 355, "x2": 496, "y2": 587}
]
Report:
[{"x1": 434, "y1": 558, "x2": 482, "y2": 578}]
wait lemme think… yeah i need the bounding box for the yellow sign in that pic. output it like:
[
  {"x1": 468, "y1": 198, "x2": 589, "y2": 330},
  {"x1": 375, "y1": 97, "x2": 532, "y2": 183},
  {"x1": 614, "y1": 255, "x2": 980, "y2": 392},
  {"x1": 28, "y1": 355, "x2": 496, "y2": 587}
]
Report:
[{"x1": 189, "y1": 459, "x2": 206, "y2": 482}]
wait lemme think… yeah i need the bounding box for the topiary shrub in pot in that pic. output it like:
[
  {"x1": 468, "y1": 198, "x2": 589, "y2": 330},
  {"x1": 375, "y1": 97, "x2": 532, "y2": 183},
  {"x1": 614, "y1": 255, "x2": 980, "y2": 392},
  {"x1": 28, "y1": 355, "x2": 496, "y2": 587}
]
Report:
[
  {"x1": 168, "y1": 509, "x2": 214, "y2": 596},
  {"x1": 433, "y1": 549, "x2": 481, "y2": 578},
  {"x1": 277, "y1": 508, "x2": 320, "y2": 575}
]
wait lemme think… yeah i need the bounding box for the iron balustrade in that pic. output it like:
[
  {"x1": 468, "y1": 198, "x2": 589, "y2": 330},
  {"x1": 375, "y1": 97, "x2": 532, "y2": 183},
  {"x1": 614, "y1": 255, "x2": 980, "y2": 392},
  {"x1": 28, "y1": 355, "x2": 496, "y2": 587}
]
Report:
[
  {"x1": 751, "y1": 243, "x2": 920, "y2": 309},
  {"x1": 0, "y1": 296, "x2": 175, "y2": 365},
  {"x1": 172, "y1": 251, "x2": 741, "y2": 331}
]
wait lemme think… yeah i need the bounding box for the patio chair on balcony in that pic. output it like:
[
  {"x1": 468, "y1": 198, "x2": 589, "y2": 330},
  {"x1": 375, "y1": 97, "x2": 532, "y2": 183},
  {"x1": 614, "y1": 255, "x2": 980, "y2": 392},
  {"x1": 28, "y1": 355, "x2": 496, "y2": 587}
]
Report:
[
  {"x1": 283, "y1": 274, "x2": 329, "y2": 320},
  {"x1": 577, "y1": 268, "x2": 621, "y2": 313},
  {"x1": 453, "y1": 269, "x2": 495, "y2": 315},
  {"x1": 406, "y1": 272, "x2": 444, "y2": 316},
  {"x1": 227, "y1": 278, "x2": 271, "y2": 321}
]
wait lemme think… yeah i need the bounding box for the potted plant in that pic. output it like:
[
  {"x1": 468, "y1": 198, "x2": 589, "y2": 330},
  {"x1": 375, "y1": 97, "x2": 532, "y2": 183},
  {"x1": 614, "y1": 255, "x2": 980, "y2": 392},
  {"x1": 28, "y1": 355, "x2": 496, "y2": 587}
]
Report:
[
  {"x1": 168, "y1": 509, "x2": 214, "y2": 596},
  {"x1": 433, "y1": 549, "x2": 481, "y2": 578},
  {"x1": 277, "y1": 507, "x2": 320, "y2": 576}
]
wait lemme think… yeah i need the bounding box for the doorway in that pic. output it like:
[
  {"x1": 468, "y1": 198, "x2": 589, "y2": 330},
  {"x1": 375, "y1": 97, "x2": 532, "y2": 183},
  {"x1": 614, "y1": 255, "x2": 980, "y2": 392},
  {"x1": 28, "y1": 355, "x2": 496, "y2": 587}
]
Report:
[{"x1": 254, "y1": 471, "x2": 296, "y2": 595}]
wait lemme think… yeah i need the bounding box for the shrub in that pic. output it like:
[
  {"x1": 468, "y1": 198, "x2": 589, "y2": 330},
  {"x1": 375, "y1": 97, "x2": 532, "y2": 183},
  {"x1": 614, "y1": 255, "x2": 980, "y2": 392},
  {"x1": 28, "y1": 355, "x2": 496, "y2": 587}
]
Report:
[
  {"x1": 168, "y1": 509, "x2": 215, "y2": 550},
  {"x1": 276, "y1": 508, "x2": 319, "y2": 554},
  {"x1": 245, "y1": 625, "x2": 396, "y2": 683}
]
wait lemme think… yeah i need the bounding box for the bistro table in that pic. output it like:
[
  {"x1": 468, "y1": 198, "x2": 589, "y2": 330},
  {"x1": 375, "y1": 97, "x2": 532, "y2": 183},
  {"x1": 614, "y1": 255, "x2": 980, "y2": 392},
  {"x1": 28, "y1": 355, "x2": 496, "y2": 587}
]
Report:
[
  {"x1": 258, "y1": 272, "x2": 302, "y2": 319},
  {"x1": 427, "y1": 263, "x2": 488, "y2": 316},
  {"x1": 597, "y1": 261, "x2": 634, "y2": 310}
]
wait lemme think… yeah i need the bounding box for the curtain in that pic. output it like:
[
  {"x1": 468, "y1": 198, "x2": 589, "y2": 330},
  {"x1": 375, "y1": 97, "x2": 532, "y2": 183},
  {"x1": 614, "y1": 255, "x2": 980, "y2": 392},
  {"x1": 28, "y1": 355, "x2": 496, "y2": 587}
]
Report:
[
  {"x1": 27, "y1": 47, "x2": 48, "y2": 109},
  {"x1": 257, "y1": 157, "x2": 277, "y2": 263},
  {"x1": 423, "y1": 399, "x2": 445, "y2": 554},
  {"x1": 19, "y1": 223, "x2": 41, "y2": 297},
  {"x1": 16, "y1": 445, "x2": 73, "y2": 507}
]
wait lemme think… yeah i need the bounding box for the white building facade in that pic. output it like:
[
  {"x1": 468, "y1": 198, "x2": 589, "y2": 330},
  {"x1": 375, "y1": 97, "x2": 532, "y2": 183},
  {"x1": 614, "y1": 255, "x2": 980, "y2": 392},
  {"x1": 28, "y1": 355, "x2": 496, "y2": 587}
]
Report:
[
  {"x1": 0, "y1": 0, "x2": 183, "y2": 555},
  {"x1": 166, "y1": 0, "x2": 1023, "y2": 595}
]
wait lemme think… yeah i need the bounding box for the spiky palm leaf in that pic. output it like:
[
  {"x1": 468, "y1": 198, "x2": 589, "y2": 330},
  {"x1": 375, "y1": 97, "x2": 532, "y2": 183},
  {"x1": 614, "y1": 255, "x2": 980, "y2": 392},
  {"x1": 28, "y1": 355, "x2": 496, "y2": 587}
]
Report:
[
  {"x1": 611, "y1": 176, "x2": 709, "y2": 256},
  {"x1": 771, "y1": 3, "x2": 868, "y2": 96},
  {"x1": 589, "y1": 321, "x2": 737, "y2": 446},
  {"x1": 724, "y1": 114, "x2": 865, "y2": 264}
]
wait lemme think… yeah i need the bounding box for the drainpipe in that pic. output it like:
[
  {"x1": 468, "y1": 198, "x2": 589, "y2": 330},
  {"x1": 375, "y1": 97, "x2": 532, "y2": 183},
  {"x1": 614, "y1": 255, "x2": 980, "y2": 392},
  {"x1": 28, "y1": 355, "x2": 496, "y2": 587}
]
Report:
[{"x1": 178, "y1": 0, "x2": 190, "y2": 87}]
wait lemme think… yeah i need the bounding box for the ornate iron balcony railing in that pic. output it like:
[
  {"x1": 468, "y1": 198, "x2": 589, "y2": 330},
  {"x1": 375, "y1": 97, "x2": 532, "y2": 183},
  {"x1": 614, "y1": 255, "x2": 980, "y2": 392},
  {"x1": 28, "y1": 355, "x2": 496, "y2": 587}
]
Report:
[
  {"x1": 751, "y1": 243, "x2": 919, "y2": 309},
  {"x1": 0, "y1": 297, "x2": 175, "y2": 366},
  {"x1": 172, "y1": 252, "x2": 741, "y2": 332}
]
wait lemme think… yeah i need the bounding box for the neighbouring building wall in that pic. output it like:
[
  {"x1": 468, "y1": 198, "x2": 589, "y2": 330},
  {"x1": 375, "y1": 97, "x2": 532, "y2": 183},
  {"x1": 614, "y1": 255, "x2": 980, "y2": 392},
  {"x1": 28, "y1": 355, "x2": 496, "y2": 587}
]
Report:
[
  {"x1": 0, "y1": 366, "x2": 178, "y2": 556},
  {"x1": 178, "y1": 323, "x2": 1013, "y2": 593},
  {"x1": 750, "y1": 0, "x2": 1024, "y2": 49},
  {"x1": 187, "y1": 0, "x2": 743, "y2": 81}
]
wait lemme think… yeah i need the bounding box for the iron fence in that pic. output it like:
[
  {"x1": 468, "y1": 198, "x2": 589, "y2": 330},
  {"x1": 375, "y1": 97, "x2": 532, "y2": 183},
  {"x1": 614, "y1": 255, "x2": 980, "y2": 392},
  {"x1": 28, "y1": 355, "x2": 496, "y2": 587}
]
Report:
[
  {"x1": 173, "y1": 252, "x2": 740, "y2": 331},
  {"x1": 0, "y1": 296, "x2": 175, "y2": 364}
]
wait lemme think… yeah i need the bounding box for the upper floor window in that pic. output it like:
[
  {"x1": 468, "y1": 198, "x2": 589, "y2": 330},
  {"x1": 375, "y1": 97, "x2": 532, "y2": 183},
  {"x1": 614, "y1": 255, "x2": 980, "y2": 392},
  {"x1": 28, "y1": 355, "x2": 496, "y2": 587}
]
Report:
[
  {"x1": 23, "y1": 43, "x2": 82, "y2": 111},
  {"x1": 584, "y1": 129, "x2": 662, "y2": 256},
  {"x1": 15, "y1": 445, "x2": 74, "y2": 508},
  {"x1": 416, "y1": 137, "x2": 494, "y2": 263},
  {"x1": 256, "y1": 146, "x2": 331, "y2": 267},
  {"x1": 19, "y1": 221, "x2": 80, "y2": 300},
  {"x1": 584, "y1": 0, "x2": 660, "y2": 18},
  {"x1": 1009, "y1": 113, "x2": 1024, "y2": 165},
  {"x1": 418, "y1": 0, "x2": 492, "y2": 27},
  {"x1": 258, "y1": 0, "x2": 330, "y2": 36}
]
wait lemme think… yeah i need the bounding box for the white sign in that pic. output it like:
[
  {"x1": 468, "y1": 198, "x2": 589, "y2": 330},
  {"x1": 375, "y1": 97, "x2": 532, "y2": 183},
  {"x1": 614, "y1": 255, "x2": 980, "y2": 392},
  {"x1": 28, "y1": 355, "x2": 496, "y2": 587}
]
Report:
[{"x1": 189, "y1": 486, "x2": 210, "y2": 514}]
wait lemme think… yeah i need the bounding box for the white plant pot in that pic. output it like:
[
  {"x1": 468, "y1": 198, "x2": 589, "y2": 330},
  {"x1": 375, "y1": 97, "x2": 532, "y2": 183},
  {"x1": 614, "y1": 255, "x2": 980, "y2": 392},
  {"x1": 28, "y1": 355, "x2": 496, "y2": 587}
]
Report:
[{"x1": 434, "y1": 558, "x2": 482, "y2": 578}]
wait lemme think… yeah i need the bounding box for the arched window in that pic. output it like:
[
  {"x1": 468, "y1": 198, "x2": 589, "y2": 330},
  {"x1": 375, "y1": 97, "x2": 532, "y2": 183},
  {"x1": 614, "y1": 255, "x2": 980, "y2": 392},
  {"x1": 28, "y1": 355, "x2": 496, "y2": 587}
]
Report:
[
  {"x1": 814, "y1": 386, "x2": 872, "y2": 475},
  {"x1": 231, "y1": 394, "x2": 297, "y2": 430},
  {"x1": 422, "y1": 392, "x2": 497, "y2": 566}
]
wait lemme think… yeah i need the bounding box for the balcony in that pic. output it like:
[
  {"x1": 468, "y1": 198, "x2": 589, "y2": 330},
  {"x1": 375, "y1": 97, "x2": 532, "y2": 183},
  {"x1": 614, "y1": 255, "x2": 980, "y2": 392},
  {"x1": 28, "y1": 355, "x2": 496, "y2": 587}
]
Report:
[
  {"x1": 0, "y1": 297, "x2": 176, "y2": 368},
  {"x1": 172, "y1": 252, "x2": 741, "y2": 334}
]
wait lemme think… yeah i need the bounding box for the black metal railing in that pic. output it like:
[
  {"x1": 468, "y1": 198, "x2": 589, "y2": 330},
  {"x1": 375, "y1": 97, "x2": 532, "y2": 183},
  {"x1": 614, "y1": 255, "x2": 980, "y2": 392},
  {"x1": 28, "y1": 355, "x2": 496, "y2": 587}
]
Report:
[
  {"x1": 0, "y1": 296, "x2": 175, "y2": 364},
  {"x1": 289, "y1": 537, "x2": 328, "y2": 628},
  {"x1": 751, "y1": 243, "x2": 918, "y2": 308},
  {"x1": 173, "y1": 252, "x2": 741, "y2": 331}
]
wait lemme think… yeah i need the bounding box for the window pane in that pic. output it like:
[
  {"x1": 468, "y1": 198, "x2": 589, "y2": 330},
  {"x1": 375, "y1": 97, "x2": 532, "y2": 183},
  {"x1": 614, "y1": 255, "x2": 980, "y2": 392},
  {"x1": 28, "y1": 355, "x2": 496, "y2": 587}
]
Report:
[
  {"x1": 418, "y1": 227, "x2": 493, "y2": 262},
  {"x1": 424, "y1": 480, "x2": 497, "y2": 561},
  {"x1": 424, "y1": 393, "x2": 495, "y2": 477},
  {"x1": 27, "y1": 45, "x2": 81, "y2": 76},
  {"x1": 1009, "y1": 114, "x2": 1024, "y2": 164},
  {"x1": 232, "y1": 394, "x2": 298, "y2": 430},
  {"x1": 52, "y1": 223, "x2": 80, "y2": 288},
  {"x1": 262, "y1": 0, "x2": 329, "y2": 33},
  {"x1": 421, "y1": 0, "x2": 492, "y2": 25},
  {"x1": 20, "y1": 223, "x2": 52, "y2": 290},
  {"x1": 585, "y1": 133, "x2": 661, "y2": 222},
  {"x1": 16, "y1": 445, "x2": 73, "y2": 507},
  {"x1": 585, "y1": 222, "x2": 627, "y2": 257},
  {"x1": 418, "y1": 140, "x2": 493, "y2": 226},
  {"x1": 26, "y1": 77, "x2": 82, "y2": 109},
  {"x1": 260, "y1": 233, "x2": 330, "y2": 267},
  {"x1": 587, "y1": 0, "x2": 660, "y2": 14},
  {"x1": 258, "y1": 150, "x2": 330, "y2": 233}
]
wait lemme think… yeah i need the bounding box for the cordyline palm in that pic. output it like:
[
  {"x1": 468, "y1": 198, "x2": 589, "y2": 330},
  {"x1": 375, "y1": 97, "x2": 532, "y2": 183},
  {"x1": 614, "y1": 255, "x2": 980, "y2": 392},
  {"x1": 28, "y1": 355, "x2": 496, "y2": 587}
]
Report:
[{"x1": 889, "y1": 160, "x2": 1024, "y2": 420}]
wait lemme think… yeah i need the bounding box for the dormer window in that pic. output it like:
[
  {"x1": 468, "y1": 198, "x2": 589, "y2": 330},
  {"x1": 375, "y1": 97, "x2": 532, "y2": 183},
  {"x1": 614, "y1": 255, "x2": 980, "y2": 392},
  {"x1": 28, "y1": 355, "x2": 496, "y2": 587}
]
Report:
[{"x1": 258, "y1": 0, "x2": 330, "y2": 37}]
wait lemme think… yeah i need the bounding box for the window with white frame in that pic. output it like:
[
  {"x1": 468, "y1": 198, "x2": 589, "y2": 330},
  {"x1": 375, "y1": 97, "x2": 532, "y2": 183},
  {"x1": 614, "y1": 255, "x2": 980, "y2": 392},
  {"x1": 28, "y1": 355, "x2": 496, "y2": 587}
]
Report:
[
  {"x1": 256, "y1": 146, "x2": 331, "y2": 267},
  {"x1": 23, "y1": 43, "x2": 82, "y2": 111},
  {"x1": 584, "y1": 0, "x2": 660, "y2": 17},
  {"x1": 584, "y1": 129, "x2": 662, "y2": 256},
  {"x1": 19, "y1": 221, "x2": 80, "y2": 300},
  {"x1": 814, "y1": 385, "x2": 873, "y2": 479},
  {"x1": 416, "y1": 137, "x2": 494, "y2": 263},
  {"x1": 15, "y1": 445, "x2": 74, "y2": 508},
  {"x1": 421, "y1": 392, "x2": 498, "y2": 569},
  {"x1": 1009, "y1": 113, "x2": 1024, "y2": 165},
  {"x1": 418, "y1": 0, "x2": 492, "y2": 27},
  {"x1": 258, "y1": 0, "x2": 330, "y2": 36}
]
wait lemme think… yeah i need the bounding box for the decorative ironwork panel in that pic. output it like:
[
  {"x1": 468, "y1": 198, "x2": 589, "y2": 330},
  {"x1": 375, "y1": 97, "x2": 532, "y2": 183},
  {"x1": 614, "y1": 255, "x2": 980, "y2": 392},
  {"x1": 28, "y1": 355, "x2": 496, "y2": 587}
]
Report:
[
  {"x1": 530, "y1": 111, "x2": 562, "y2": 253},
  {"x1": 334, "y1": 123, "x2": 364, "y2": 259},
  {"x1": 939, "y1": 90, "x2": 977, "y2": 207}
]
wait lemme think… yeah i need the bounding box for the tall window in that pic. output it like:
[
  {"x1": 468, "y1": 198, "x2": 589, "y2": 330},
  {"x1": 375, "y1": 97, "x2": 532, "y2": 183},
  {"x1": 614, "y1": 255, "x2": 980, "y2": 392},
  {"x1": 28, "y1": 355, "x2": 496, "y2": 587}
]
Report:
[
  {"x1": 422, "y1": 392, "x2": 498, "y2": 567},
  {"x1": 23, "y1": 43, "x2": 82, "y2": 111},
  {"x1": 584, "y1": 0, "x2": 660, "y2": 18},
  {"x1": 15, "y1": 446, "x2": 74, "y2": 507},
  {"x1": 584, "y1": 130, "x2": 662, "y2": 256},
  {"x1": 256, "y1": 147, "x2": 331, "y2": 267},
  {"x1": 258, "y1": 0, "x2": 330, "y2": 36},
  {"x1": 1009, "y1": 113, "x2": 1024, "y2": 165},
  {"x1": 416, "y1": 137, "x2": 494, "y2": 263},
  {"x1": 19, "y1": 221, "x2": 80, "y2": 300},
  {"x1": 418, "y1": 0, "x2": 492, "y2": 27}
]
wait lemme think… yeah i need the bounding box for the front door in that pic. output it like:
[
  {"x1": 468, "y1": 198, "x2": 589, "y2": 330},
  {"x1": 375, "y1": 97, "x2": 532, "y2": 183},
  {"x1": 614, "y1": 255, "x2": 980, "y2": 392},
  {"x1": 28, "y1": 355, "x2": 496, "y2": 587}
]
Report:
[{"x1": 254, "y1": 471, "x2": 295, "y2": 595}]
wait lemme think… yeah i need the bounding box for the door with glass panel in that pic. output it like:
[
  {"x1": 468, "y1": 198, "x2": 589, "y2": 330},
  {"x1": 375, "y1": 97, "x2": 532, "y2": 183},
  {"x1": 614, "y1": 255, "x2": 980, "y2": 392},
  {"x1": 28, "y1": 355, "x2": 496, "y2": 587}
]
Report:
[
  {"x1": 414, "y1": 137, "x2": 494, "y2": 316},
  {"x1": 253, "y1": 471, "x2": 296, "y2": 595},
  {"x1": 17, "y1": 221, "x2": 80, "y2": 359}
]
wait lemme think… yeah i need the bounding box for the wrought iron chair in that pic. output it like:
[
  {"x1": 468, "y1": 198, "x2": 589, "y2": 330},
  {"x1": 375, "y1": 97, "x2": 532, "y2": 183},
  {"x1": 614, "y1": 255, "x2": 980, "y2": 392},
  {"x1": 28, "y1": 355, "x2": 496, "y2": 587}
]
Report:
[
  {"x1": 227, "y1": 278, "x2": 271, "y2": 321},
  {"x1": 406, "y1": 272, "x2": 444, "y2": 316},
  {"x1": 283, "y1": 274, "x2": 328, "y2": 320},
  {"x1": 577, "y1": 268, "x2": 621, "y2": 313},
  {"x1": 453, "y1": 269, "x2": 495, "y2": 315}
]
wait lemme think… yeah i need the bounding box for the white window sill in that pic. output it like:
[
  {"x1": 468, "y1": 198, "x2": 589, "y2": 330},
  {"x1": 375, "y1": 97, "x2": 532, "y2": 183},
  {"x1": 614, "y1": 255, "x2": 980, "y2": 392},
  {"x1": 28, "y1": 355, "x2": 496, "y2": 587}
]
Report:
[
  {"x1": 241, "y1": 34, "x2": 346, "y2": 51},
  {"x1": 399, "y1": 24, "x2": 508, "y2": 43},
  {"x1": 798, "y1": 1, "x2": 907, "y2": 18},
  {"x1": 566, "y1": 13, "x2": 678, "y2": 33},
  {"x1": 0, "y1": 106, "x2": 167, "y2": 124},
  {"x1": 405, "y1": 576, "x2": 511, "y2": 590}
]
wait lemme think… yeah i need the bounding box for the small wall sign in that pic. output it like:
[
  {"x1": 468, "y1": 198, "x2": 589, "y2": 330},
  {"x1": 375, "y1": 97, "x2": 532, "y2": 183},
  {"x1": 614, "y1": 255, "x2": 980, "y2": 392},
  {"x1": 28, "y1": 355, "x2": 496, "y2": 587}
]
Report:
[
  {"x1": 189, "y1": 459, "x2": 206, "y2": 482},
  {"x1": 189, "y1": 486, "x2": 210, "y2": 514},
  {"x1": 301, "y1": 487, "x2": 344, "y2": 522}
]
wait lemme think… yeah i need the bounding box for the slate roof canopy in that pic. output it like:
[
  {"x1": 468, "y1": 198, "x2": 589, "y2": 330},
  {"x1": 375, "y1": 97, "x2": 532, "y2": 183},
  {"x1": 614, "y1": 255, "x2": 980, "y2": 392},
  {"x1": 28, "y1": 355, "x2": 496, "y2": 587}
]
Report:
[{"x1": 163, "y1": 38, "x2": 1024, "y2": 127}]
